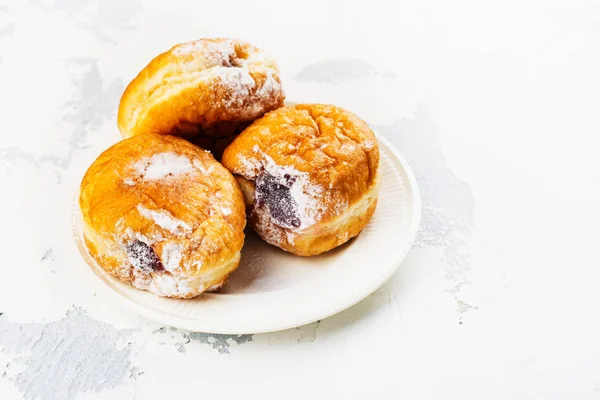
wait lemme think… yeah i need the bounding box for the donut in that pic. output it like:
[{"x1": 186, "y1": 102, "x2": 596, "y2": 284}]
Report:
[
  {"x1": 79, "y1": 134, "x2": 246, "y2": 298},
  {"x1": 117, "y1": 38, "x2": 285, "y2": 159},
  {"x1": 221, "y1": 104, "x2": 380, "y2": 256}
]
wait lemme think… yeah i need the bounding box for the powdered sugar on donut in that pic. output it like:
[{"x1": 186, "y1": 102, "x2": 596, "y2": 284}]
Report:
[
  {"x1": 161, "y1": 242, "x2": 183, "y2": 273},
  {"x1": 214, "y1": 66, "x2": 257, "y2": 108},
  {"x1": 192, "y1": 160, "x2": 215, "y2": 175},
  {"x1": 121, "y1": 227, "x2": 161, "y2": 245},
  {"x1": 173, "y1": 39, "x2": 260, "y2": 111},
  {"x1": 174, "y1": 39, "x2": 232, "y2": 56},
  {"x1": 115, "y1": 218, "x2": 163, "y2": 245},
  {"x1": 127, "y1": 152, "x2": 195, "y2": 184},
  {"x1": 256, "y1": 69, "x2": 279, "y2": 98},
  {"x1": 121, "y1": 38, "x2": 285, "y2": 139},
  {"x1": 220, "y1": 207, "x2": 232, "y2": 216},
  {"x1": 174, "y1": 39, "x2": 243, "y2": 67},
  {"x1": 133, "y1": 272, "x2": 193, "y2": 298},
  {"x1": 240, "y1": 145, "x2": 326, "y2": 230},
  {"x1": 137, "y1": 205, "x2": 191, "y2": 235},
  {"x1": 173, "y1": 39, "x2": 281, "y2": 117},
  {"x1": 252, "y1": 207, "x2": 289, "y2": 248}
]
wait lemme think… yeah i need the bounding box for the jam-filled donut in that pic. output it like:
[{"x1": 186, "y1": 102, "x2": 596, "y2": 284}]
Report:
[
  {"x1": 221, "y1": 104, "x2": 380, "y2": 256},
  {"x1": 79, "y1": 134, "x2": 246, "y2": 298},
  {"x1": 117, "y1": 38, "x2": 285, "y2": 159}
]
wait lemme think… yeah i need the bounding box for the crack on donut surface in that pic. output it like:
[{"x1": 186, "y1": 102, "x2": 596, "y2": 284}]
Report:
[{"x1": 255, "y1": 172, "x2": 301, "y2": 229}]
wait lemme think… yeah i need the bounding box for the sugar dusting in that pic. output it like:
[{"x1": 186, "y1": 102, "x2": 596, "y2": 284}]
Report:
[
  {"x1": 235, "y1": 146, "x2": 342, "y2": 247},
  {"x1": 144, "y1": 274, "x2": 192, "y2": 297},
  {"x1": 256, "y1": 69, "x2": 279, "y2": 98},
  {"x1": 193, "y1": 159, "x2": 215, "y2": 175},
  {"x1": 215, "y1": 65, "x2": 256, "y2": 107},
  {"x1": 128, "y1": 152, "x2": 195, "y2": 183},
  {"x1": 214, "y1": 66, "x2": 281, "y2": 118},
  {"x1": 136, "y1": 205, "x2": 191, "y2": 234},
  {"x1": 121, "y1": 224, "x2": 162, "y2": 245},
  {"x1": 220, "y1": 207, "x2": 232, "y2": 216},
  {"x1": 161, "y1": 242, "x2": 183, "y2": 273},
  {"x1": 170, "y1": 39, "x2": 282, "y2": 119},
  {"x1": 124, "y1": 244, "x2": 195, "y2": 298},
  {"x1": 173, "y1": 39, "x2": 240, "y2": 66},
  {"x1": 106, "y1": 136, "x2": 244, "y2": 298},
  {"x1": 113, "y1": 209, "x2": 197, "y2": 297},
  {"x1": 252, "y1": 207, "x2": 289, "y2": 247},
  {"x1": 241, "y1": 145, "x2": 326, "y2": 229}
]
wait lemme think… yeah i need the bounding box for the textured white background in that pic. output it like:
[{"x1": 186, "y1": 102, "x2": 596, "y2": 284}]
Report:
[{"x1": 1, "y1": 0, "x2": 600, "y2": 399}]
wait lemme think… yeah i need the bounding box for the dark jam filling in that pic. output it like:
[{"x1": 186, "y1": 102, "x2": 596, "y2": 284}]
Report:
[
  {"x1": 255, "y1": 172, "x2": 301, "y2": 229},
  {"x1": 126, "y1": 240, "x2": 164, "y2": 273}
]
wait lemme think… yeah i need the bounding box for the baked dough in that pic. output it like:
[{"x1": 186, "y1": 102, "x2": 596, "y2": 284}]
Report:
[
  {"x1": 79, "y1": 134, "x2": 246, "y2": 298},
  {"x1": 117, "y1": 38, "x2": 285, "y2": 158},
  {"x1": 221, "y1": 104, "x2": 380, "y2": 256}
]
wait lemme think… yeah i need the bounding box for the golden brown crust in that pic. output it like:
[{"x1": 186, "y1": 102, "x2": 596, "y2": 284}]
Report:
[
  {"x1": 221, "y1": 104, "x2": 380, "y2": 256},
  {"x1": 117, "y1": 38, "x2": 285, "y2": 153},
  {"x1": 291, "y1": 194, "x2": 378, "y2": 256},
  {"x1": 246, "y1": 176, "x2": 379, "y2": 256},
  {"x1": 79, "y1": 134, "x2": 246, "y2": 298}
]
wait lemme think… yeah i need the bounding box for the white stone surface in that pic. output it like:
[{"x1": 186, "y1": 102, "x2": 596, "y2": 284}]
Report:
[{"x1": 1, "y1": 0, "x2": 600, "y2": 399}]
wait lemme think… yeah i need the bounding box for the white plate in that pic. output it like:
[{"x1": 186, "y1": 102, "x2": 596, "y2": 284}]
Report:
[{"x1": 73, "y1": 134, "x2": 421, "y2": 334}]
